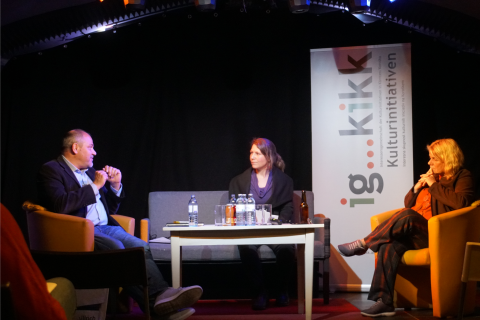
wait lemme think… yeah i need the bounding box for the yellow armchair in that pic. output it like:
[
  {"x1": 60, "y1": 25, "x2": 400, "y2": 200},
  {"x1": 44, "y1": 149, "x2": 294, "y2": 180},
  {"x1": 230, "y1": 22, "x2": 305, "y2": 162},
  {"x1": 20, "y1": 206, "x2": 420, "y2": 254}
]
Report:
[
  {"x1": 23, "y1": 201, "x2": 135, "y2": 252},
  {"x1": 22, "y1": 201, "x2": 148, "y2": 318},
  {"x1": 370, "y1": 202, "x2": 480, "y2": 318}
]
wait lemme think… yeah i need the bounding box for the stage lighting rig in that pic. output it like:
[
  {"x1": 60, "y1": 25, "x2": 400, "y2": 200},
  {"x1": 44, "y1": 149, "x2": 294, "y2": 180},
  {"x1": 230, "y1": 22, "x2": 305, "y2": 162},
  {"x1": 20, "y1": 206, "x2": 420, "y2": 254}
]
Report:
[
  {"x1": 288, "y1": 0, "x2": 310, "y2": 13},
  {"x1": 195, "y1": 0, "x2": 216, "y2": 12},
  {"x1": 347, "y1": 0, "x2": 369, "y2": 13},
  {"x1": 124, "y1": 0, "x2": 146, "y2": 11},
  {"x1": 347, "y1": 0, "x2": 382, "y2": 24}
]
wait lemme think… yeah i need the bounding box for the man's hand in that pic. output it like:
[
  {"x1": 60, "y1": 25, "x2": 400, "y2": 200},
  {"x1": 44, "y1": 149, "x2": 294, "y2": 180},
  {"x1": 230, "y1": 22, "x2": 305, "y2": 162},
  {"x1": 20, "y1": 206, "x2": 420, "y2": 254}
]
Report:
[
  {"x1": 414, "y1": 168, "x2": 434, "y2": 193},
  {"x1": 103, "y1": 165, "x2": 122, "y2": 190},
  {"x1": 93, "y1": 170, "x2": 108, "y2": 190}
]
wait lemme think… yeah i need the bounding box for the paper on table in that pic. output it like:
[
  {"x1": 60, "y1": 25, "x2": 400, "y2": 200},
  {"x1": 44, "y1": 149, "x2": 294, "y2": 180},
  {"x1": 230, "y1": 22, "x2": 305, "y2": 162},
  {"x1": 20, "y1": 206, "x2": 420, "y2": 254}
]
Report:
[{"x1": 149, "y1": 237, "x2": 171, "y2": 243}]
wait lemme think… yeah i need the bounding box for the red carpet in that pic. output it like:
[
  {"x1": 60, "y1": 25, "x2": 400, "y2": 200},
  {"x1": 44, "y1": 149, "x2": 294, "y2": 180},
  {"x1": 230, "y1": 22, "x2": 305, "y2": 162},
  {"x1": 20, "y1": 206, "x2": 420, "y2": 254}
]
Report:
[
  {"x1": 107, "y1": 298, "x2": 358, "y2": 319},
  {"x1": 192, "y1": 298, "x2": 358, "y2": 315}
]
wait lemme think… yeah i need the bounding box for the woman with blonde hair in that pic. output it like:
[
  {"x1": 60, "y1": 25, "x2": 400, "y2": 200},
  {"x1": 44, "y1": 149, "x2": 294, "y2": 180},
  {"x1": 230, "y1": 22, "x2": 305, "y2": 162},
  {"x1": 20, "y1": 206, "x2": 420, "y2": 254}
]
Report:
[
  {"x1": 338, "y1": 138, "x2": 475, "y2": 317},
  {"x1": 229, "y1": 138, "x2": 294, "y2": 310}
]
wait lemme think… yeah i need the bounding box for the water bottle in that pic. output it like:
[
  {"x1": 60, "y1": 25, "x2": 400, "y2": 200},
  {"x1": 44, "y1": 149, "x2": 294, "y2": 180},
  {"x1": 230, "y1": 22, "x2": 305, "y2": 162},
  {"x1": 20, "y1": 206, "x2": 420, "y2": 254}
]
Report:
[
  {"x1": 246, "y1": 194, "x2": 256, "y2": 226},
  {"x1": 188, "y1": 195, "x2": 198, "y2": 227},
  {"x1": 236, "y1": 194, "x2": 246, "y2": 226}
]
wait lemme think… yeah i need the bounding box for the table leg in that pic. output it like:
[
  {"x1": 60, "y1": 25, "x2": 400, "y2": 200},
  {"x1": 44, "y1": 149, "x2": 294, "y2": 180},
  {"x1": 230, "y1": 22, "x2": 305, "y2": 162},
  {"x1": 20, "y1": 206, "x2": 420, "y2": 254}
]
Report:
[
  {"x1": 170, "y1": 235, "x2": 182, "y2": 288},
  {"x1": 297, "y1": 243, "x2": 305, "y2": 314},
  {"x1": 304, "y1": 230, "x2": 314, "y2": 320}
]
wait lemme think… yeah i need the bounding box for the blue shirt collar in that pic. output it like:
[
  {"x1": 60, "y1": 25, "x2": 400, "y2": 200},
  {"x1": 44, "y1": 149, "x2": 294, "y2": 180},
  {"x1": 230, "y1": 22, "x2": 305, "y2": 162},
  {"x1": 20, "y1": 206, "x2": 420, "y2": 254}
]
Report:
[{"x1": 62, "y1": 155, "x2": 88, "y2": 174}]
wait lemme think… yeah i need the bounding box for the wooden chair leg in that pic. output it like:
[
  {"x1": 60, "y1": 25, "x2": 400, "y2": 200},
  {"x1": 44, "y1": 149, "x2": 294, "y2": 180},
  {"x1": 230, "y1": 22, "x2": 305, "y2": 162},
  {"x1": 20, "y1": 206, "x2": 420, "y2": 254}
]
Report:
[
  {"x1": 323, "y1": 259, "x2": 329, "y2": 305},
  {"x1": 457, "y1": 281, "x2": 467, "y2": 320}
]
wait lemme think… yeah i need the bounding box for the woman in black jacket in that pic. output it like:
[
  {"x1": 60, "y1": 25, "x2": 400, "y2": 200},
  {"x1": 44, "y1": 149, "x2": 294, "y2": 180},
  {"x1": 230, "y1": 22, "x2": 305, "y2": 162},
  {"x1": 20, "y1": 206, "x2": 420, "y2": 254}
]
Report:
[{"x1": 229, "y1": 138, "x2": 294, "y2": 310}]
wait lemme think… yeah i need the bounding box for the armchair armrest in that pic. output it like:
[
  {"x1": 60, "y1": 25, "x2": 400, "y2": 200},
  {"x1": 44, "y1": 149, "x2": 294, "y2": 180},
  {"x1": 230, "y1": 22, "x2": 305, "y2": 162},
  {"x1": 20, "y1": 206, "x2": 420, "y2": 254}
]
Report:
[
  {"x1": 370, "y1": 208, "x2": 402, "y2": 231},
  {"x1": 428, "y1": 205, "x2": 480, "y2": 316},
  {"x1": 27, "y1": 210, "x2": 94, "y2": 252},
  {"x1": 111, "y1": 215, "x2": 135, "y2": 236},
  {"x1": 140, "y1": 218, "x2": 150, "y2": 243},
  {"x1": 313, "y1": 214, "x2": 330, "y2": 258}
]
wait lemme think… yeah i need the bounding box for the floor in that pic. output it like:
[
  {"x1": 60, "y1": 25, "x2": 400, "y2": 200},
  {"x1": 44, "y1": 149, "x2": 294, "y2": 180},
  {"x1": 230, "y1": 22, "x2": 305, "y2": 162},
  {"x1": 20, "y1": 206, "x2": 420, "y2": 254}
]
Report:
[
  {"x1": 107, "y1": 288, "x2": 480, "y2": 319},
  {"x1": 331, "y1": 290, "x2": 480, "y2": 319}
]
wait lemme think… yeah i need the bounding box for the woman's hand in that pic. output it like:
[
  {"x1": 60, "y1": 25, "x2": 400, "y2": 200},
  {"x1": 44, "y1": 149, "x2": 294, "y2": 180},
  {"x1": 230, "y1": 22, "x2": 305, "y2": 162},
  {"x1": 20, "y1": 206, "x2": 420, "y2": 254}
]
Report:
[{"x1": 414, "y1": 168, "x2": 433, "y2": 193}]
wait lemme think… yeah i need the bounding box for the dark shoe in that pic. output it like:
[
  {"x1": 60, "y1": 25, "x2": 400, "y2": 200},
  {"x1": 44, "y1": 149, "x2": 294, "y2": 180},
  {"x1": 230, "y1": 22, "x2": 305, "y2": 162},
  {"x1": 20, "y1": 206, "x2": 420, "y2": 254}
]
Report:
[
  {"x1": 252, "y1": 293, "x2": 268, "y2": 310},
  {"x1": 152, "y1": 308, "x2": 195, "y2": 320},
  {"x1": 361, "y1": 299, "x2": 396, "y2": 317},
  {"x1": 338, "y1": 240, "x2": 367, "y2": 257},
  {"x1": 275, "y1": 291, "x2": 289, "y2": 307},
  {"x1": 154, "y1": 286, "x2": 203, "y2": 316}
]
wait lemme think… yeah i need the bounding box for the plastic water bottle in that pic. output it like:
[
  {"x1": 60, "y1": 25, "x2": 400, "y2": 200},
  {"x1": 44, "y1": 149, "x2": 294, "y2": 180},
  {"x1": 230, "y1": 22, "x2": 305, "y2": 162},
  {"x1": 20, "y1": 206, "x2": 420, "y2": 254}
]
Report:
[
  {"x1": 246, "y1": 194, "x2": 256, "y2": 226},
  {"x1": 236, "y1": 194, "x2": 246, "y2": 226},
  {"x1": 188, "y1": 195, "x2": 198, "y2": 227}
]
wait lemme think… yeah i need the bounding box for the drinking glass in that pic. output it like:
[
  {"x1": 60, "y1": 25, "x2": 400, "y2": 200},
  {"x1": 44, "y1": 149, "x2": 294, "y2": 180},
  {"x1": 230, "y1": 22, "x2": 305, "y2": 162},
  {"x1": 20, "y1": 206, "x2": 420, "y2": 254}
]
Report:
[
  {"x1": 255, "y1": 204, "x2": 272, "y2": 225},
  {"x1": 214, "y1": 205, "x2": 226, "y2": 226}
]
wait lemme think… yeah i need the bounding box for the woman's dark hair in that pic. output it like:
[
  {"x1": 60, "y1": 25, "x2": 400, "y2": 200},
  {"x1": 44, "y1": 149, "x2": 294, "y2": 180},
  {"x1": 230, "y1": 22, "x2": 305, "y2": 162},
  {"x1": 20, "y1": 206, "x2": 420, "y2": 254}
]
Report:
[{"x1": 251, "y1": 138, "x2": 285, "y2": 172}]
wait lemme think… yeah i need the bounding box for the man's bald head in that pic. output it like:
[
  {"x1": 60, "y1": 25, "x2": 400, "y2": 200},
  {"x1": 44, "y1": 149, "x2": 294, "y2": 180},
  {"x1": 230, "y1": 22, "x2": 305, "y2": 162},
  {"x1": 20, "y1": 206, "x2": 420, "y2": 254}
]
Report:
[
  {"x1": 62, "y1": 129, "x2": 96, "y2": 169},
  {"x1": 62, "y1": 129, "x2": 90, "y2": 152}
]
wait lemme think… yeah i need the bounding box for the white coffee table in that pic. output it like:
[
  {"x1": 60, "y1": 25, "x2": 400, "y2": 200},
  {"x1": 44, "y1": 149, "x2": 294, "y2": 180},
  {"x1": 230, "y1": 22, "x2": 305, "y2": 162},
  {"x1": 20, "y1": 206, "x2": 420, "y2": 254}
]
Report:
[{"x1": 163, "y1": 224, "x2": 324, "y2": 320}]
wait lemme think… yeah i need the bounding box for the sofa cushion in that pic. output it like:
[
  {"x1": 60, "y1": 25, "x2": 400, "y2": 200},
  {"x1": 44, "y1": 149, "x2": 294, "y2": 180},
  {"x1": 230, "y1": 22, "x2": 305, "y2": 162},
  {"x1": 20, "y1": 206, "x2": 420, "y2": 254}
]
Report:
[{"x1": 149, "y1": 191, "x2": 230, "y2": 239}]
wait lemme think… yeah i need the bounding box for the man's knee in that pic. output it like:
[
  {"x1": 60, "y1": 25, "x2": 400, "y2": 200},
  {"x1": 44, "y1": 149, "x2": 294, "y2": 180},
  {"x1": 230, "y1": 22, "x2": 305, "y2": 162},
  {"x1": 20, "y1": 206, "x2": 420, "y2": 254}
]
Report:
[{"x1": 94, "y1": 236, "x2": 125, "y2": 250}]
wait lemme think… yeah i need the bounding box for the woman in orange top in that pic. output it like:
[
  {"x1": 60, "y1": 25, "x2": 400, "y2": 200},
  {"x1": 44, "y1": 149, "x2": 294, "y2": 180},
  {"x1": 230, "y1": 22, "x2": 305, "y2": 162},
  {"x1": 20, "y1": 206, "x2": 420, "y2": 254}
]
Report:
[{"x1": 338, "y1": 138, "x2": 475, "y2": 318}]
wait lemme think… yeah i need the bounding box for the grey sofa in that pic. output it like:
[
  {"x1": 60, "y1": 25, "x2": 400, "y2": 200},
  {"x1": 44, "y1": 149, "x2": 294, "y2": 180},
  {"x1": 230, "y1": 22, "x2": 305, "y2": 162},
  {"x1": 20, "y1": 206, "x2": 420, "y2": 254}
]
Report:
[{"x1": 140, "y1": 190, "x2": 330, "y2": 302}]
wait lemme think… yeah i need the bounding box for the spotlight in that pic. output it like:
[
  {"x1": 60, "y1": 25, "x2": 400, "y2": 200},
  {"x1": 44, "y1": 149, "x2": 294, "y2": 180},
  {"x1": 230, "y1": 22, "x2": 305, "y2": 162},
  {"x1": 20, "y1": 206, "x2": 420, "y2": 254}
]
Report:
[
  {"x1": 195, "y1": 0, "x2": 216, "y2": 12},
  {"x1": 288, "y1": 0, "x2": 310, "y2": 14},
  {"x1": 124, "y1": 0, "x2": 146, "y2": 11},
  {"x1": 347, "y1": 0, "x2": 369, "y2": 13},
  {"x1": 351, "y1": 12, "x2": 382, "y2": 24},
  {"x1": 347, "y1": 0, "x2": 381, "y2": 24}
]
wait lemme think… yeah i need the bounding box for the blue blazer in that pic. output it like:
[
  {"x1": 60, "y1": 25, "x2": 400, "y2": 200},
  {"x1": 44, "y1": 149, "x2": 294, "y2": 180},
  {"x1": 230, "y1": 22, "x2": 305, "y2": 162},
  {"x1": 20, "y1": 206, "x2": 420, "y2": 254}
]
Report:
[{"x1": 37, "y1": 156, "x2": 124, "y2": 226}]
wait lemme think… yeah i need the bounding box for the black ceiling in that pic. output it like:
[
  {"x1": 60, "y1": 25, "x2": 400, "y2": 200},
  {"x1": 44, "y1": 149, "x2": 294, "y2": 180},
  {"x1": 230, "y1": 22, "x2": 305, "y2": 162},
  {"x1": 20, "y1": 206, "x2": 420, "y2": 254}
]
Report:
[{"x1": 2, "y1": 0, "x2": 480, "y2": 63}]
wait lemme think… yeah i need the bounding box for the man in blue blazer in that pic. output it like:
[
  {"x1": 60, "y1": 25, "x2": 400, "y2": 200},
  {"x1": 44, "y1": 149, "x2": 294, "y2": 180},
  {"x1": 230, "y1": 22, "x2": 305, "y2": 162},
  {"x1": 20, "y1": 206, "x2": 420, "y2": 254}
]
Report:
[{"x1": 38, "y1": 129, "x2": 202, "y2": 320}]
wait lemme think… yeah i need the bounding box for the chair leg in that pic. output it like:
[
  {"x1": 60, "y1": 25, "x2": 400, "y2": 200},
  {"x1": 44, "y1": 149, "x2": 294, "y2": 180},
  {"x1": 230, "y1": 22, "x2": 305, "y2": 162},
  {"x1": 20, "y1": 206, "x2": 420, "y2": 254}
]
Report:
[
  {"x1": 144, "y1": 287, "x2": 150, "y2": 320},
  {"x1": 108, "y1": 287, "x2": 118, "y2": 319},
  {"x1": 457, "y1": 281, "x2": 467, "y2": 320},
  {"x1": 323, "y1": 259, "x2": 329, "y2": 305}
]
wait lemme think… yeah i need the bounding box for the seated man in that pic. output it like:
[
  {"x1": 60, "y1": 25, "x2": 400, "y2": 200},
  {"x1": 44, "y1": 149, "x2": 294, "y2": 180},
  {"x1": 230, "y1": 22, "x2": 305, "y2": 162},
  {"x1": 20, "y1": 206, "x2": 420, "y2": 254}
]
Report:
[{"x1": 37, "y1": 129, "x2": 202, "y2": 320}]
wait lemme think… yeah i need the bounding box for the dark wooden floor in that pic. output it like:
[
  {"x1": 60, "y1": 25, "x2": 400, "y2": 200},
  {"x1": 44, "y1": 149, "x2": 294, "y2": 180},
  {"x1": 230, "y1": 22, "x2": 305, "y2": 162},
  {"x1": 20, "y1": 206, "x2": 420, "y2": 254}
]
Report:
[{"x1": 333, "y1": 289, "x2": 480, "y2": 319}]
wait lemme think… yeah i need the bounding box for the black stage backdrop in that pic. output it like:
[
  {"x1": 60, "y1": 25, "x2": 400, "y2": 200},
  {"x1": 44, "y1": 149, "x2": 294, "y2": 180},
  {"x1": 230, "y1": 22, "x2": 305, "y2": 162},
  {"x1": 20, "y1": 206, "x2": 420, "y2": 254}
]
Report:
[{"x1": 2, "y1": 10, "x2": 480, "y2": 238}]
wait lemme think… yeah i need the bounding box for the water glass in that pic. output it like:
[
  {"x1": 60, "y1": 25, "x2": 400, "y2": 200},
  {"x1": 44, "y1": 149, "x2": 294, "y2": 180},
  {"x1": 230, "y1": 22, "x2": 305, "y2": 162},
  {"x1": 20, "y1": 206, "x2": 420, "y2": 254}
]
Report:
[
  {"x1": 214, "y1": 205, "x2": 226, "y2": 226},
  {"x1": 255, "y1": 204, "x2": 272, "y2": 225}
]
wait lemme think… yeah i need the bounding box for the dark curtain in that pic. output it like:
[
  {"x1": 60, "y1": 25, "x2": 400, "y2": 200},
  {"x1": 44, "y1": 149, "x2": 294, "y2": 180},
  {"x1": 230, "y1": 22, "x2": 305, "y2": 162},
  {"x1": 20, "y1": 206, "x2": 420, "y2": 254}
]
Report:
[{"x1": 2, "y1": 10, "x2": 479, "y2": 237}]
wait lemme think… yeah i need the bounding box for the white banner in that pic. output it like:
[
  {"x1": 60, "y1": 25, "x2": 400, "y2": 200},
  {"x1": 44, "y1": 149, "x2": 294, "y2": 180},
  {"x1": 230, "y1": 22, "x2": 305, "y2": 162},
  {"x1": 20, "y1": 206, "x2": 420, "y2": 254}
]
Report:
[{"x1": 311, "y1": 44, "x2": 413, "y2": 291}]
